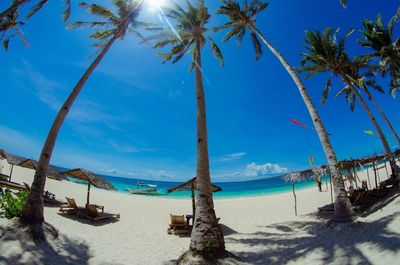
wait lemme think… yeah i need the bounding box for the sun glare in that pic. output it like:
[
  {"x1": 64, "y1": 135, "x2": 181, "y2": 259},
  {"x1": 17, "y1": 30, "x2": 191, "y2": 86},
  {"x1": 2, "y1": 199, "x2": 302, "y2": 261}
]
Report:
[{"x1": 147, "y1": 0, "x2": 166, "y2": 10}]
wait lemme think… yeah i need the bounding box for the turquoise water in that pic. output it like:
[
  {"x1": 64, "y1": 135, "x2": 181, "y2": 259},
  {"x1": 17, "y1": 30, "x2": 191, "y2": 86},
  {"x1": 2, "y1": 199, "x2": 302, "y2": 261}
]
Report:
[{"x1": 96, "y1": 174, "x2": 325, "y2": 199}]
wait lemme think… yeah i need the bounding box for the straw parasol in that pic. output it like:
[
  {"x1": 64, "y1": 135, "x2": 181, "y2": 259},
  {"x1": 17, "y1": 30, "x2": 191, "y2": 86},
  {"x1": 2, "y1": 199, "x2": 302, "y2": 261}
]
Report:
[
  {"x1": 18, "y1": 159, "x2": 68, "y2": 181},
  {"x1": 0, "y1": 149, "x2": 27, "y2": 182},
  {"x1": 167, "y1": 177, "x2": 221, "y2": 219},
  {"x1": 62, "y1": 168, "x2": 116, "y2": 206}
]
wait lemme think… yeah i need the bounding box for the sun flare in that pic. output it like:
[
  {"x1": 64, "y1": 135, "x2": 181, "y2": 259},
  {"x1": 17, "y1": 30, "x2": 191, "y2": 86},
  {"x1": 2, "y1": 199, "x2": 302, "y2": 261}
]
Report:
[{"x1": 147, "y1": 0, "x2": 166, "y2": 9}]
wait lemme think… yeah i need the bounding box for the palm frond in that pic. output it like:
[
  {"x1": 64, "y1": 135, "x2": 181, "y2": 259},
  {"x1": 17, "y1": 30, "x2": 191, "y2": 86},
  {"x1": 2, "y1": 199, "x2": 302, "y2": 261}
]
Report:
[
  {"x1": 26, "y1": 0, "x2": 48, "y2": 19},
  {"x1": 208, "y1": 36, "x2": 224, "y2": 67},
  {"x1": 250, "y1": 30, "x2": 262, "y2": 61}
]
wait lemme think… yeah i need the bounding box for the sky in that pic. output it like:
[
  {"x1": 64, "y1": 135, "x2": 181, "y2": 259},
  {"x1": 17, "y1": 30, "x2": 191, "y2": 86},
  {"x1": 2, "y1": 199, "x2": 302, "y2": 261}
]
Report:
[{"x1": 0, "y1": 0, "x2": 399, "y2": 182}]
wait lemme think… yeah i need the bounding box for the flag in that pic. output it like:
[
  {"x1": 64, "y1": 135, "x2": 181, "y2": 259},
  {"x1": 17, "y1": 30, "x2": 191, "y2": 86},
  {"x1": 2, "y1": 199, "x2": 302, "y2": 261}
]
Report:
[
  {"x1": 290, "y1": 119, "x2": 306, "y2": 127},
  {"x1": 309, "y1": 155, "x2": 314, "y2": 166}
]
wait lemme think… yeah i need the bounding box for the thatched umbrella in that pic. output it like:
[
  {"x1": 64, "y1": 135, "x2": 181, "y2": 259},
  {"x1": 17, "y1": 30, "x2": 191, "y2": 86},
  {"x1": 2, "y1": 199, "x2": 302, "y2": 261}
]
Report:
[
  {"x1": 62, "y1": 168, "x2": 116, "y2": 206},
  {"x1": 0, "y1": 149, "x2": 26, "y2": 182},
  {"x1": 167, "y1": 177, "x2": 221, "y2": 220},
  {"x1": 283, "y1": 168, "x2": 320, "y2": 216},
  {"x1": 19, "y1": 159, "x2": 68, "y2": 181}
]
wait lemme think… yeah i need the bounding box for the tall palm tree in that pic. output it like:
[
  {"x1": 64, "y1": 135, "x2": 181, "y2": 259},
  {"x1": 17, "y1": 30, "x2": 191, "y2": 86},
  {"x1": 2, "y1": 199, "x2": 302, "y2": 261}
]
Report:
[
  {"x1": 300, "y1": 28, "x2": 400, "y2": 181},
  {"x1": 149, "y1": 0, "x2": 227, "y2": 259},
  {"x1": 215, "y1": 0, "x2": 353, "y2": 222},
  {"x1": 20, "y1": 0, "x2": 145, "y2": 226},
  {"x1": 358, "y1": 9, "x2": 400, "y2": 98}
]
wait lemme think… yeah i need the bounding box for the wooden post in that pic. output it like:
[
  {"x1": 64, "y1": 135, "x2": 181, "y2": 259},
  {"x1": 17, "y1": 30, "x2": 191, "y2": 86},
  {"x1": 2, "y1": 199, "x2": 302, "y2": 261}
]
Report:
[
  {"x1": 373, "y1": 160, "x2": 378, "y2": 189},
  {"x1": 329, "y1": 173, "x2": 333, "y2": 204},
  {"x1": 9, "y1": 164, "x2": 14, "y2": 182},
  {"x1": 384, "y1": 162, "x2": 389, "y2": 180},
  {"x1": 366, "y1": 166, "x2": 371, "y2": 190},
  {"x1": 292, "y1": 182, "x2": 297, "y2": 216},
  {"x1": 86, "y1": 181, "x2": 91, "y2": 206}
]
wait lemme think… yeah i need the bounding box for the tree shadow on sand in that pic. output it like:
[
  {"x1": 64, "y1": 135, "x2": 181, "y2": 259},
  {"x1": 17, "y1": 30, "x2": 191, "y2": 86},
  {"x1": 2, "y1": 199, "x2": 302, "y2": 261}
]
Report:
[
  {"x1": 227, "y1": 212, "x2": 400, "y2": 265},
  {"x1": 0, "y1": 221, "x2": 91, "y2": 265}
]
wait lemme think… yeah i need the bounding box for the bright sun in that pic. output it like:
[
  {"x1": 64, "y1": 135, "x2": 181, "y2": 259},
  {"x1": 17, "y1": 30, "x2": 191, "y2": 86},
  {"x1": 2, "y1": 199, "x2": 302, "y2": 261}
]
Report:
[{"x1": 147, "y1": 0, "x2": 166, "y2": 9}]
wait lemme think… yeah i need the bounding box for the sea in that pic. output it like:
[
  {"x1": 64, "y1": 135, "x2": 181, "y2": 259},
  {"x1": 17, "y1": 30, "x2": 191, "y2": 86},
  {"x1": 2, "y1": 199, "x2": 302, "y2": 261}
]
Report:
[{"x1": 84, "y1": 173, "x2": 324, "y2": 199}]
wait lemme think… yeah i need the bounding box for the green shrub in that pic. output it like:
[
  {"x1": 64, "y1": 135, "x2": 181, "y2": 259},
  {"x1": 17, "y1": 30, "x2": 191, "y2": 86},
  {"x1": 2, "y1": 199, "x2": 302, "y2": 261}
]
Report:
[{"x1": 0, "y1": 189, "x2": 28, "y2": 218}]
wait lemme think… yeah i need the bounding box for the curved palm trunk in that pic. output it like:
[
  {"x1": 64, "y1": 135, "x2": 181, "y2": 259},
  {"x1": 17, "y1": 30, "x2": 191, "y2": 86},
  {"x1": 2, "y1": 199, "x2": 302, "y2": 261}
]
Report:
[
  {"x1": 20, "y1": 35, "x2": 118, "y2": 224},
  {"x1": 343, "y1": 76, "x2": 400, "y2": 181},
  {"x1": 189, "y1": 40, "x2": 225, "y2": 253},
  {"x1": 368, "y1": 93, "x2": 400, "y2": 145},
  {"x1": 250, "y1": 24, "x2": 354, "y2": 222},
  {"x1": 0, "y1": 0, "x2": 29, "y2": 20}
]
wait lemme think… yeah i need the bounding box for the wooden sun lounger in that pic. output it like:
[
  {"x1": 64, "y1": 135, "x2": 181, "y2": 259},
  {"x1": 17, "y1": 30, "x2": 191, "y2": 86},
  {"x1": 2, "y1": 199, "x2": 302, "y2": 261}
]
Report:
[
  {"x1": 0, "y1": 180, "x2": 26, "y2": 191},
  {"x1": 59, "y1": 197, "x2": 85, "y2": 214},
  {"x1": 23, "y1": 182, "x2": 58, "y2": 204},
  {"x1": 167, "y1": 214, "x2": 191, "y2": 235},
  {"x1": 82, "y1": 204, "x2": 120, "y2": 221}
]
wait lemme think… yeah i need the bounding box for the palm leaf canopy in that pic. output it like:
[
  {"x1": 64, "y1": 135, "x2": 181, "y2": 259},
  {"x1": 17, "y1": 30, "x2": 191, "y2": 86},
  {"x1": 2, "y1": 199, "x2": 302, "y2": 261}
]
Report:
[
  {"x1": 299, "y1": 28, "x2": 373, "y2": 106},
  {"x1": 67, "y1": 0, "x2": 146, "y2": 49},
  {"x1": 148, "y1": 0, "x2": 223, "y2": 70},
  {"x1": 358, "y1": 9, "x2": 400, "y2": 98},
  {"x1": 214, "y1": 0, "x2": 268, "y2": 61},
  {"x1": 0, "y1": 5, "x2": 27, "y2": 51}
]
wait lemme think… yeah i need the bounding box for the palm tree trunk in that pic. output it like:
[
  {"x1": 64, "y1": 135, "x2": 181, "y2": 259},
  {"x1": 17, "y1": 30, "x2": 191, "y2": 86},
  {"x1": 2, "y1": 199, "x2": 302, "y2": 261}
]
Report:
[
  {"x1": 189, "y1": 39, "x2": 225, "y2": 253},
  {"x1": 343, "y1": 76, "x2": 400, "y2": 181},
  {"x1": 249, "y1": 24, "x2": 353, "y2": 222},
  {"x1": 0, "y1": 0, "x2": 29, "y2": 20},
  {"x1": 20, "y1": 34, "x2": 118, "y2": 224},
  {"x1": 368, "y1": 93, "x2": 400, "y2": 145}
]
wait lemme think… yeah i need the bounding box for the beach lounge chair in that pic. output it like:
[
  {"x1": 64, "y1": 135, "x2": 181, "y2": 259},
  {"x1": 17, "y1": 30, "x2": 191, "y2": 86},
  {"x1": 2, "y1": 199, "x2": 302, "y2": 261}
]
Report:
[
  {"x1": 83, "y1": 204, "x2": 120, "y2": 222},
  {"x1": 167, "y1": 214, "x2": 191, "y2": 235},
  {"x1": 59, "y1": 197, "x2": 84, "y2": 214},
  {"x1": 0, "y1": 180, "x2": 26, "y2": 191},
  {"x1": 23, "y1": 182, "x2": 57, "y2": 201}
]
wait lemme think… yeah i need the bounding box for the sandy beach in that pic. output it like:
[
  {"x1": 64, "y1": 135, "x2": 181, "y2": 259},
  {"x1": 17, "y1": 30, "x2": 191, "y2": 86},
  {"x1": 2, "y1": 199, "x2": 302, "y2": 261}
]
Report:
[{"x1": 1, "y1": 164, "x2": 400, "y2": 265}]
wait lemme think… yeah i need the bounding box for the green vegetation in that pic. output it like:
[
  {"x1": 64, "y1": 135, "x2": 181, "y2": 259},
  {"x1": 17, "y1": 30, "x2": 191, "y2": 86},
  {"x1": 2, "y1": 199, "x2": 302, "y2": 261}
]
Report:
[{"x1": 0, "y1": 189, "x2": 29, "y2": 218}]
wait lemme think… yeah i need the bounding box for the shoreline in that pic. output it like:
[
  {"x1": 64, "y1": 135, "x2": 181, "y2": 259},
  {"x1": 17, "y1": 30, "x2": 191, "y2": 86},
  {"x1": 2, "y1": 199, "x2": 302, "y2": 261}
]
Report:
[{"x1": 1, "y1": 162, "x2": 399, "y2": 264}]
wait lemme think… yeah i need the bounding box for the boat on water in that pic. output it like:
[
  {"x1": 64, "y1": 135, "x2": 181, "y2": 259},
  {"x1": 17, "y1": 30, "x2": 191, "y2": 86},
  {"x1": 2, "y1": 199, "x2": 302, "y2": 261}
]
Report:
[{"x1": 127, "y1": 181, "x2": 161, "y2": 195}]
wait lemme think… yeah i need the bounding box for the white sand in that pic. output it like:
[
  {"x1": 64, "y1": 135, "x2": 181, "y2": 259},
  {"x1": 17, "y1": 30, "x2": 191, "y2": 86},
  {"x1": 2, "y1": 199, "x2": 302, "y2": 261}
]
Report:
[{"x1": 1, "y1": 164, "x2": 400, "y2": 265}]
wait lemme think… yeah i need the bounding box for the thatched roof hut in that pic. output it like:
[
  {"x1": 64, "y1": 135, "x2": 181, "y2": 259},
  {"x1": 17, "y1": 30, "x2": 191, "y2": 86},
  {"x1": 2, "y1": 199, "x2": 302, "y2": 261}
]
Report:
[
  {"x1": 63, "y1": 168, "x2": 116, "y2": 191},
  {"x1": 0, "y1": 149, "x2": 26, "y2": 165},
  {"x1": 63, "y1": 168, "x2": 116, "y2": 205},
  {"x1": 19, "y1": 159, "x2": 68, "y2": 181},
  {"x1": 168, "y1": 177, "x2": 221, "y2": 219}
]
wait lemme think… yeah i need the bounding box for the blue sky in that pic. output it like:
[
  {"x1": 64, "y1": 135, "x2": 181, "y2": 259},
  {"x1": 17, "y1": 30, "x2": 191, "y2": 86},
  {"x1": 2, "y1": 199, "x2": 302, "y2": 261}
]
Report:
[{"x1": 0, "y1": 0, "x2": 399, "y2": 182}]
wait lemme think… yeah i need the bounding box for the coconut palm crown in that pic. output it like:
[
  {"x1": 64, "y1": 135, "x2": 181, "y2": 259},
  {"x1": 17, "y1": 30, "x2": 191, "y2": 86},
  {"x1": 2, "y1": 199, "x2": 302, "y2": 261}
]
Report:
[
  {"x1": 358, "y1": 9, "x2": 400, "y2": 97},
  {"x1": 214, "y1": 0, "x2": 267, "y2": 61},
  {"x1": 148, "y1": 0, "x2": 223, "y2": 69}
]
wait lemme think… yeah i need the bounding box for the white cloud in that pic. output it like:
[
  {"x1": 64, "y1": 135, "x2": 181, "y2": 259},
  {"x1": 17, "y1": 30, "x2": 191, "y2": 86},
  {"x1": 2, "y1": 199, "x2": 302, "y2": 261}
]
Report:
[
  {"x1": 107, "y1": 140, "x2": 138, "y2": 153},
  {"x1": 145, "y1": 170, "x2": 175, "y2": 179},
  {"x1": 245, "y1": 162, "x2": 289, "y2": 177},
  {"x1": 219, "y1": 152, "x2": 246, "y2": 162}
]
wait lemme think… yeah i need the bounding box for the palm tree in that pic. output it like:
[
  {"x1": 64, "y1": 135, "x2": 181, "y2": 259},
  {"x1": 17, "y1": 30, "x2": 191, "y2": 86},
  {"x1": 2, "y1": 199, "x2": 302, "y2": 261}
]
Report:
[
  {"x1": 215, "y1": 0, "x2": 353, "y2": 222},
  {"x1": 327, "y1": 57, "x2": 400, "y2": 146},
  {"x1": 300, "y1": 28, "x2": 400, "y2": 181},
  {"x1": 0, "y1": 5, "x2": 27, "y2": 50},
  {"x1": 20, "y1": 0, "x2": 145, "y2": 227},
  {"x1": 0, "y1": 0, "x2": 71, "y2": 22},
  {"x1": 358, "y1": 10, "x2": 400, "y2": 96},
  {"x1": 149, "y1": 0, "x2": 227, "y2": 259},
  {"x1": 1, "y1": 0, "x2": 71, "y2": 50}
]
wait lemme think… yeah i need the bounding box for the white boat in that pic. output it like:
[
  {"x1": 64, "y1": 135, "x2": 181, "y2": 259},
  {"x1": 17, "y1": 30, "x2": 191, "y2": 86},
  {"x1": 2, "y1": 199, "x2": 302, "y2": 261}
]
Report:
[{"x1": 127, "y1": 182, "x2": 160, "y2": 195}]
